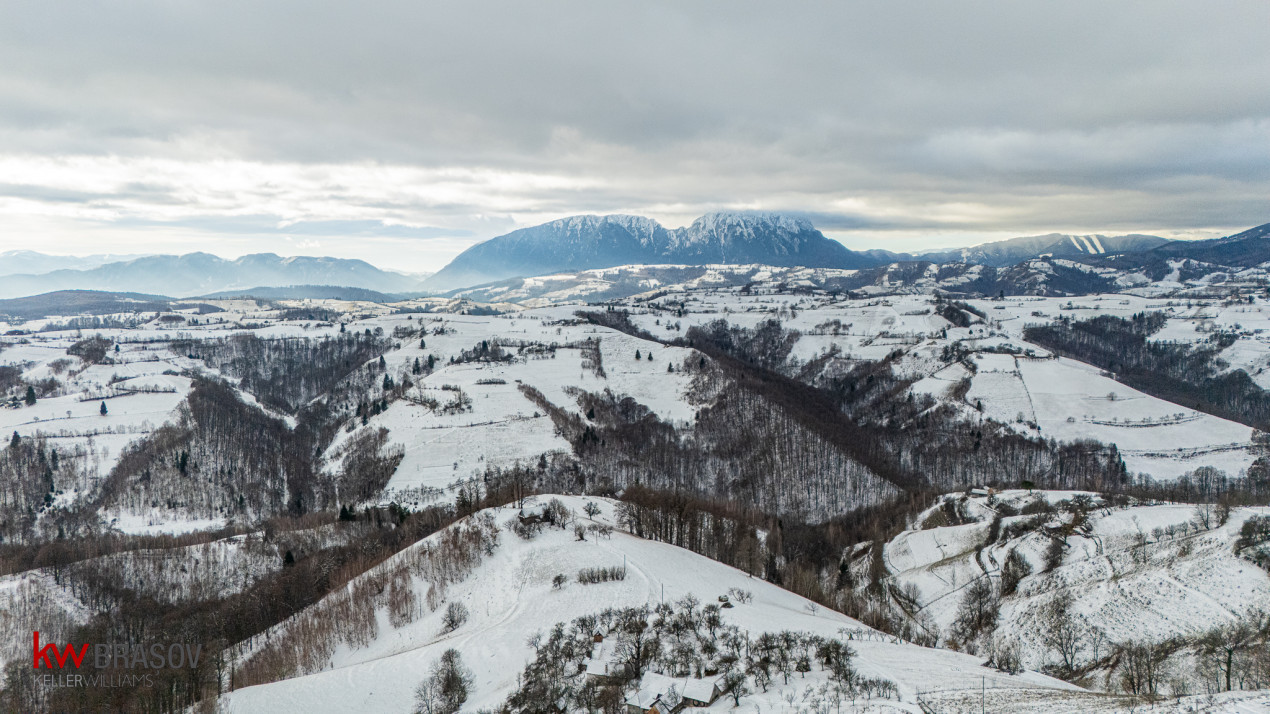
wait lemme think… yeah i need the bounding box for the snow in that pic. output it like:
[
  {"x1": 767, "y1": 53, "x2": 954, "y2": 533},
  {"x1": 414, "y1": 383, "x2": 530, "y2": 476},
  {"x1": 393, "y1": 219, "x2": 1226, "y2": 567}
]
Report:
[
  {"x1": 218, "y1": 496, "x2": 1081, "y2": 714},
  {"x1": 3, "y1": 284, "x2": 1268, "y2": 532},
  {"x1": 889, "y1": 492, "x2": 1270, "y2": 693},
  {"x1": 4, "y1": 270, "x2": 1270, "y2": 710},
  {"x1": 962, "y1": 355, "x2": 1255, "y2": 479},
  {"x1": 107, "y1": 513, "x2": 229, "y2": 536}
]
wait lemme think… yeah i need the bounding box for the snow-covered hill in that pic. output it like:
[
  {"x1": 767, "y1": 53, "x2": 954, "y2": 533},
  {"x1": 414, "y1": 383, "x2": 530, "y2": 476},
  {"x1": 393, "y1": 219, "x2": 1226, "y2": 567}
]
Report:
[
  {"x1": 6, "y1": 285, "x2": 1270, "y2": 534},
  {"x1": 884, "y1": 491, "x2": 1270, "y2": 687},
  {"x1": 217, "y1": 496, "x2": 1088, "y2": 713},
  {"x1": 4, "y1": 274, "x2": 1270, "y2": 712}
]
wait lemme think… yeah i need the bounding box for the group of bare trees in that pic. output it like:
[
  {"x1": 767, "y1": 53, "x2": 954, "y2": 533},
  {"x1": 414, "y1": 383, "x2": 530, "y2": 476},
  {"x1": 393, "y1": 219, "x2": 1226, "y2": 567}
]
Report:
[
  {"x1": 96, "y1": 378, "x2": 306, "y2": 520},
  {"x1": 949, "y1": 577, "x2": 999, "y2": 652},
  {"x1": 328, "y1": 426, "x2": 405, "y2": 506},
  {"x1": 0, "y1": 435, "x2": 87, "y2": 542},
  {"x1": 1238, "y1": 515, "x2": 1270, "y2": 572},
  {"x1": 236, "y1": 512, "x2": 501, "y2": 688},
  {"x1": 536, "y1": 364, "x2": 903, "y2": 522},
  {"x1": 172, "y1": 331, "x2": 394, "y2": 414},
  {"x1": 1099, "y1": 613, "x2": 1270, "y2": 698},
  {"x1": 507, "y1": 597, "x2": 897, "y2": 713},
  {"x1": 959, "y1": 546, "x2": 1270, "y2": 698}
]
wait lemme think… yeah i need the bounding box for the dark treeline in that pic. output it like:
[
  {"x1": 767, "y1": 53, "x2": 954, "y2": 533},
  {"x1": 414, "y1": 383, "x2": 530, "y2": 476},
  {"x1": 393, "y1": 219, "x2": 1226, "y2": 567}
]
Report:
[
  {"x1": 1, "y1": 488, "x2": 517, "y2": 714},
  {"x1": 614, "y1": 485, "x2": 770, "y2": 575},
  {"x1": 580, "y1": 311, "x2": 1131, "y2": 499},
  {"x1": 97, "y1": 379, "x2": 317, "y2": 520},
  {"x1": 0, "y1": 520, "x2": 257, "y2": 578},
  {"x1": 97, "y1": 365, "x2": 406, "y2": 522},
  {"x1": 522, "y1": 368, "x2": 901, "y2": 521},
  {"x1": 274, "y1": 306, "x2": 343, "y2": 323},
  {"x1": 38, "y1": 314, "x2": 149, "y2": 332},
  {"x1": 1123, "y1": 458, "x2": 1270, "y2": 506},
  {"x1": 613, "y1": 484, "x2": 935, "y2": 578},
  {"x1": 687, "y1": 318, "x2": 801, "y2": 371},
  {"x1": 610, "y1": 483, "x2": 940, "y2": 644},
  {"x1": 171, "y1": 331, "x2": 394, "y2": 414},
  {"x1": 1025, "y1": 311, "x2": 1270, "y2": 432},
  {"x1": 67, "y1": 334, "x2": 115, "y2": 364},
  {"x1": 449, "y1": 339, "x2": 514, "y2": 364},
  {"x1": 934, "y1": 298, "x2": 983, "y2": 328}
]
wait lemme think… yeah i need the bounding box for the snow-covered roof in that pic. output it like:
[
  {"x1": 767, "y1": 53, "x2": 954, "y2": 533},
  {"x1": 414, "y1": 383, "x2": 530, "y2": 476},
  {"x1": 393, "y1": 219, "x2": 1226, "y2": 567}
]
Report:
[
  {"x1": 625, "y1": 672, "x2": 723, "y2": 708},
  {"x1": 518, "y1": 503, "x2": 548, "y2": 519},
  {"x1": 583, "y1": 638, "x2": 619, "y2": 677},
  {"x1": 681, "y1": 675, "x2": 723, "y2": 701}
]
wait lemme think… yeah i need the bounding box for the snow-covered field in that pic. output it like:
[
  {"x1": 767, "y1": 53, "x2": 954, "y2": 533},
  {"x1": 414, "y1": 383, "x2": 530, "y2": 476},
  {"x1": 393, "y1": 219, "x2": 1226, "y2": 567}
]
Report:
[
  {"x1": 886, "y1": 490, "x2": 1270, "y2": 699},
  {"x1": 3, "y1": 282, "x2": 1270, "y2": 711},
  {"x1": 955, "y1": 354, "x2": 1255, "y2": 479},
  {"x1": 4, "y1": 288, "x2": 1268, "y2": 537}
]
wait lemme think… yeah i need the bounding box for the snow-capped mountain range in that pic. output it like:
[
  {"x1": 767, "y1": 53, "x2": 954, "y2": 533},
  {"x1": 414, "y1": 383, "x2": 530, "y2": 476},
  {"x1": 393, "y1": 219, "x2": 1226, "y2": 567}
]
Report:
[
  {"x1": 422, "y1": 212, "x2": 877, "y2": 291},
  {"x1": 5, "y1": 216, "x2": 1270, "y2": 302}
]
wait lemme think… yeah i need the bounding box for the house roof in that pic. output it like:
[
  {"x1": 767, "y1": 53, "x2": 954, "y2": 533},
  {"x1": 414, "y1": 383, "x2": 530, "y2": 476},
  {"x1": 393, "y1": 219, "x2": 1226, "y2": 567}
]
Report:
[
  {"x1": 583, "y1": 639, "x2": 619, "y2": 676},
  {"x1": 625, "y1": 672, "x2": 722, "y2": 707},
  {"x1": 681, "y1": 675, "x2": 722, "y2": 701},
  {"x1": 518, "y1": 503, "x2": 548, "y2": 518},
  {"x1": 625, "y1": 672, "x2": 680, "y2": 707}
]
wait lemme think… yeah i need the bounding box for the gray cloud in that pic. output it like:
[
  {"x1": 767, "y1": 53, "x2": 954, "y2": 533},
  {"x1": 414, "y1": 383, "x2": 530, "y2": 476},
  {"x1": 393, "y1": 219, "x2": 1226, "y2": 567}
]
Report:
[
  {"x1": 0, "y1": 0, "x2": 1267, "y2": 265},
  {"x1": 104, "y1": 216, "x2": 474, "y2": 240}
]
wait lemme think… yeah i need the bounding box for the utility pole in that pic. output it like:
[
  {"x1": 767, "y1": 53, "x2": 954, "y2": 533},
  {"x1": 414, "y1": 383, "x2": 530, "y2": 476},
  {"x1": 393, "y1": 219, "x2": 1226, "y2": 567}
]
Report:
[{"x1": 981, "y1": 676, "x2": 985, "y2": 714}]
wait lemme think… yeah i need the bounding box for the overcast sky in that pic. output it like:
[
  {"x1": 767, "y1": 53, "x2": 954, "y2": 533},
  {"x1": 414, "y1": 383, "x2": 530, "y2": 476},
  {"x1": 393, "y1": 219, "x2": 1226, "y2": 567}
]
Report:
[{"x1": 0, "y1": 1, "x2": 1267, "y2": 272}]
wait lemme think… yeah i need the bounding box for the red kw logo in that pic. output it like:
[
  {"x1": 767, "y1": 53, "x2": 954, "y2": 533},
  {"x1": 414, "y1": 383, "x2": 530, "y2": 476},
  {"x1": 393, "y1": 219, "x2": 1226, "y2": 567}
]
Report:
[{"x1": 32, "y1": 632, "x2": 89, "y2": 669}]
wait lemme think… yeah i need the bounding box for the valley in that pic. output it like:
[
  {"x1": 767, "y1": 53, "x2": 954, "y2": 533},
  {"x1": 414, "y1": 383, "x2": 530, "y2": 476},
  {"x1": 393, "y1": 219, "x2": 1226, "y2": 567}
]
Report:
[{"x1": 2, "y1": 248, "x2": 1270, "y2": 712}]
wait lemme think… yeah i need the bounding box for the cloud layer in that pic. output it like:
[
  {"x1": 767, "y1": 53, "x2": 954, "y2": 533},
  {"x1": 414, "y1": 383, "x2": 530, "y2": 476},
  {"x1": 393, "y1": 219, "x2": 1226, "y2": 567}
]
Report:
[{"x1": 0, "y1": 1, "x2": 1267, "y2": 269}]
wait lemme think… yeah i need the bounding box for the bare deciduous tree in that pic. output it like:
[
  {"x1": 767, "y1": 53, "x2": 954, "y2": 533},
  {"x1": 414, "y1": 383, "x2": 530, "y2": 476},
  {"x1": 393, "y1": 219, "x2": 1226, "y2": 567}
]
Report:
[
  {"x1": 441, "y1": 601, "x2": 469, "y2": 633},
  {"x1": 1042, "y1": 594, "x2": 1083, "y2": 676}
]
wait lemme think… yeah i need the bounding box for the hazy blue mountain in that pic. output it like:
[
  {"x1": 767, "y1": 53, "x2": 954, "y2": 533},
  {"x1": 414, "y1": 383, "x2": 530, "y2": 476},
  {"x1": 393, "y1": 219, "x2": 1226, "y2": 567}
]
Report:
[
  {"x1": 0, "y1": 250, "x2": 150, "y2": 276},
  {"x1": 197, "y1": 285, "x2": 400, "y2": 302},
  {"x1": 0, "y1": 253, "x2": 421, "y2": 299}
]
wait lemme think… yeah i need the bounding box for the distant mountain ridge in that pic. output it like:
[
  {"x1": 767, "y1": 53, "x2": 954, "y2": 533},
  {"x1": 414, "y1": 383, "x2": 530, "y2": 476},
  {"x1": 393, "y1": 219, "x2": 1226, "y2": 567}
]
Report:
[
  {"x1": 911, "y1": 232, "x2": 1173, "y2": 267},
  {"x1": 0, "y1": 252, "x2": 421, "y2": 299},
  {"x1": 2, "y1": 220, "x2": 1267, "y2": 300},
  {"x1": 1145, "y1": 222, "x2": 1270, "y2": 267},
  {"x1": 198, "y1": 285, "x2": 401, "y2": 302},
  {"x1": 423, "y1": 211, "x2": 881, "y2": 290},
  {"x1": 0, "y1": 250, "x2": 150, "y2": 275}
]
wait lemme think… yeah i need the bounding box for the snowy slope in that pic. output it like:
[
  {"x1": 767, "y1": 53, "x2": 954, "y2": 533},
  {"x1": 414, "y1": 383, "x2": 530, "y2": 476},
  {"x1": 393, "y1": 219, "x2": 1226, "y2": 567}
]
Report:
[
  {"x1": 218, "y1": 496, "x2": 1082, "y2": 713},
  {"x1": 885, "y1": 491, "x2": 1270, "y2": 698}
]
